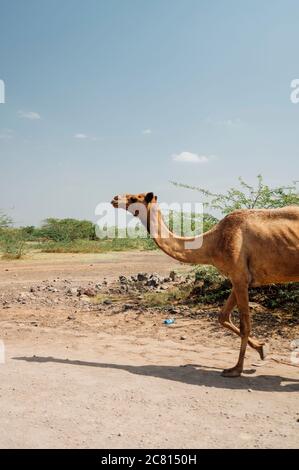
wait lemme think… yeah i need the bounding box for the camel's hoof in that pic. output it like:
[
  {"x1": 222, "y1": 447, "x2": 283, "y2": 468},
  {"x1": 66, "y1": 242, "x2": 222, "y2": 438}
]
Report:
[
  {"x1": 221, "y1": 367, "x2": 242, "y2": 378},
  {"x1": 258, "y1": 343, "x2": 269, "y2": 361}
]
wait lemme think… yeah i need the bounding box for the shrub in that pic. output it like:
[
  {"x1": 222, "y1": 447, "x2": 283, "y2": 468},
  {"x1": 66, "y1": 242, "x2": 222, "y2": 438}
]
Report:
[
  {"x1": 0, "y1": 211, "x2": 12, "y2": 228},
  {"x1": 39, "y1": 218, "x2": 96, "y2": 242},
  {"x1": 0, "y1": 228, "x2": 26, "y2": 259},
  {"x1": 37, "y1": 237, "x2": 156, "y2": 253},
  {"x1": 171, "y1": 175, "x2": 299, "y2": 214},
  {"x1": 190, "y1": 266, "x2": 298, "y2": 313}
]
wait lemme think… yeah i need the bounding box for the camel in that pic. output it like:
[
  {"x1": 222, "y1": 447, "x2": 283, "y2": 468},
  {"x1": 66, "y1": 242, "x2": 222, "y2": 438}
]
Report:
[{"x1": 111, "y1": 192, "x2": 299, "y2": 377}]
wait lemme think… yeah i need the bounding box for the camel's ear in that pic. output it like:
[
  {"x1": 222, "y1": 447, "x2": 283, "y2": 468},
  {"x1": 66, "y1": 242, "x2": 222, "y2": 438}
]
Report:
[{"x1": 145, "y1": 192, "x2": 154, "y2": 203}]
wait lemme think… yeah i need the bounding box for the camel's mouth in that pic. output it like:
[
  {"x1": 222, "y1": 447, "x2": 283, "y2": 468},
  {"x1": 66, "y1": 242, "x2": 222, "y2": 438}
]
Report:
[
  {"x1": 111, "y1": 196, "x2": 129, "y2": 209},
  {"x1": 111, "y1": 199, "x2": 118, "y2": 208},
  {"x1": 111, "y1": 196, "x2": 120, "y2": 208}
]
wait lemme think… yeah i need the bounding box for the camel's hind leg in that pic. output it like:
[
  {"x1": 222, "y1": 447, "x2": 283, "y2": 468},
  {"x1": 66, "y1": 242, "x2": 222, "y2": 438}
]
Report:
[
  {"x1": 219, "y1": 289, "x2": 267, "y2": 361},
  {"x1": 222, "y1": 282, "x2": 262, "y2": 377}
]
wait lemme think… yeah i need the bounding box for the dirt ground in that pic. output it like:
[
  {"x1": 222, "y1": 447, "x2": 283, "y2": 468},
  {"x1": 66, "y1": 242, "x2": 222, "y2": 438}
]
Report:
[{"x1": 0, "y1": 251, "x2": 298, "y2": 449}]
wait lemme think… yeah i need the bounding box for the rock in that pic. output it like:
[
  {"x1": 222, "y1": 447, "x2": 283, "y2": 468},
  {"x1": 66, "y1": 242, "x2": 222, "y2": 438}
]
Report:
[
  {"x1": 180, "y1": 335, "x2": 187, "y2": 340},
  {"x1": 119, "y1": 275, "x2": 128, "y2": 284},
  {"x1": 158, "y1": 285, "x2": 168, "y2": 290},
  {"x1": 17, "y1": 292, "x2": 31, "y2": 303},
  {"x1": 47, "y1": 287, "x2": 58, "y2": 293},
  {"x1": 84, "y1": 288, "x2": 96, "y2": 297},
  {"x1": 66, "y1": 287, "x2": 78, "y2": 296},
  {"x1": 169, "y1": 271, "x2": 177, "y2": 281},
  {"x1": 103, "y1": 299, "x2": 112, "y2": 305},
  {"x1": 137, "y1": 272, "x2": 148, "y2": 282},
  {"x1": 146, "y1": 273, "x2": 163, "y2": 287},
  {"x1": 168, "y1": 306, "x2": 180, "y2": 314},
  {"x1": 123, "y1": 303, "x2": 134, "y2": 311},
  {"x1": 77, "y1": 287, "x2": 96, "y2": 297}
]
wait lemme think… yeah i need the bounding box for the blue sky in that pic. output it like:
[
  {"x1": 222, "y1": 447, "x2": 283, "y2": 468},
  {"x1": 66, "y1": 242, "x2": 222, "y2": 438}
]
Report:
[{"x1": 0, "y1": 0, "x2": 298, "y2": 225}]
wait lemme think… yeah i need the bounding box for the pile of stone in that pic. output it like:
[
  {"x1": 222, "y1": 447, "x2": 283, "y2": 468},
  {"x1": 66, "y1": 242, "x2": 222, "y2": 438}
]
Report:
[
  {"x1": 1, "y1": 270, "x2": 191, "y2": 311},
  {"x1": 1, "y1": 277, "x2": 104, "y2": 310},
  {"x1": 117, "y1": 271, "x2": 181, "y2": 292}
]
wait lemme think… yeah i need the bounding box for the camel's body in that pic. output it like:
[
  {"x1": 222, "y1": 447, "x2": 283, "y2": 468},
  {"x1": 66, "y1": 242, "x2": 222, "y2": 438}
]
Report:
[
  {"x1": 111, "y1": 193, "x2": 299, "y2": 377},
  {"x1": 206, "y1": 207, "x2": 299, "y2": 287}
]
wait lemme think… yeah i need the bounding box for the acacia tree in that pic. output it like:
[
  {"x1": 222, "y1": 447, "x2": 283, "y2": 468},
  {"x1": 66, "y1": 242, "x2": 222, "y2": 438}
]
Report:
[
  {"x1": 40, "y1": 218, "x2": 95, "y2": 242},
  {"x1": 0, "y1": 211, "x2": 12, "y2": 229},
  {"x1": 171, "y1": 175, "x2": 299, "y2": 215}
]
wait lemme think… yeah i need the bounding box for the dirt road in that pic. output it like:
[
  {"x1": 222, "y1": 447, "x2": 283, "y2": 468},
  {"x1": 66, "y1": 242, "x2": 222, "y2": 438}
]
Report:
[{"x1": 0, "y1": 251, "x2": 298, "y2": 448}]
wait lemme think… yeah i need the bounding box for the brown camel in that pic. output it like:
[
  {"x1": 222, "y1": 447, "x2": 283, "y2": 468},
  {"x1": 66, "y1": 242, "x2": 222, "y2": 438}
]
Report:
[{"x1": 111, "y1": 192, "x2": 299, "y2": 377}]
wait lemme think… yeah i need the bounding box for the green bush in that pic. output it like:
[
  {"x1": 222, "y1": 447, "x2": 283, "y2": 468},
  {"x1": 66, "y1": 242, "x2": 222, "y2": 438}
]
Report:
[
  {"x1": 0, "y1": 228, "x2": 26, "y2": 259},
  {"x1": 39, "y1": 218, "x2": 96, "y2": 242},
  {"x1": 37, "y1": 237, "x2": 156, "y2": 253},
  {"x1": 191, "y1": 266, "x2": 298, "y2": 313},
  {"x1": 171, "y1": 175, "x2": 299, "y2": 214},
  {"x1": 0, "y1": 211, "x2": 12, "y2": 228}
]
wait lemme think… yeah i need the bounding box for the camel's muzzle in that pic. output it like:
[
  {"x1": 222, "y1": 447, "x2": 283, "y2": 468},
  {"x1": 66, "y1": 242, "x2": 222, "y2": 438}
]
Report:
[{"x1": 111, "y1": 196, "x2": 119, "y2": 208}]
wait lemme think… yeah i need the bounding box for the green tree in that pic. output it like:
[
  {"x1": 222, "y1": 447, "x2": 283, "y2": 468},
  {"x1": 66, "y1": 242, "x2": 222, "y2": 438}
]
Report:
[
  {"x1": 0, "y1": 211, "x2": 12, "y2": 228},
  {"x1": 171, "y1": 175, "x2": 299, "y2": 215},
  {"x1": 40, "y1": 218, "x2": 95, "y2": 242},
  {"x1": 20, "y1": 225, "x2": 36, "y2": 239},
  {"x1": 168, "y1": 210, "x2": 218, "y2": 235}
]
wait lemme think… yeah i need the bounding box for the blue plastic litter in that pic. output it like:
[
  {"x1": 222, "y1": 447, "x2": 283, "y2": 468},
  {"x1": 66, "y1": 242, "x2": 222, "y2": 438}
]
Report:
[{"x1": 163, "y1": 318, "x2": 175, "y2": 325}]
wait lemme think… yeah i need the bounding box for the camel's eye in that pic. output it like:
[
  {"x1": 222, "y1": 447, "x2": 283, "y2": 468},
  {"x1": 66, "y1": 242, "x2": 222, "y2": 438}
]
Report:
[{"x1": 130, "y1": 197, "x2": 137, "y2": 203}]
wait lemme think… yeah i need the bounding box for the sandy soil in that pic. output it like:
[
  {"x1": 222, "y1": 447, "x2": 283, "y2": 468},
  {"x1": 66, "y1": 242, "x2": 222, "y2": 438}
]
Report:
[{"x1": 0, "y1": 251, "x2": 298, "y2": 449}]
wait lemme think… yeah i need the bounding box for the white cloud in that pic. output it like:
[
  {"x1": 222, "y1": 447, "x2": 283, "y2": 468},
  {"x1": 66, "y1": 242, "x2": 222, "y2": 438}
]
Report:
[
  {"x1": 18, "y1": 110, "x2": 41, "y2": 120},
  {"x1": 222, "y1": 118, "x2": 242, "y2": 127},
  {"x1": 142, "y1": 128, "x2": 152, "y2": 135},
  {"x1": 0, "y1": 128, "x2": 14, "y2": 140},
  {"x1": 74, "y1": 133, "x2": 88, "y2": 139},
  {"x1": 203, "y1": 117, "x2": 242, "y2": 127},
  {"x1": 172, "y1": 152, "x2": 210, "y2": 163},
  {"x1": 74, "y1": 133, "x2": 101, "y2": 141}
]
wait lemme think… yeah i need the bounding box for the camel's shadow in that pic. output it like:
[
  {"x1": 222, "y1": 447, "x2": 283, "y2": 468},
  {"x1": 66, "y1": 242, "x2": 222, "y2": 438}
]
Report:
[{"x1": 13, "y1": 355, "x2": 299, "y2": 392}]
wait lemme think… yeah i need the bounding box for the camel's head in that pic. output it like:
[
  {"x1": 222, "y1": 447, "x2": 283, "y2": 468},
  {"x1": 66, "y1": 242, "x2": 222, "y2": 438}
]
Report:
[{"x1": 111, "y1": 192, "x2": 157, "y2": 217}]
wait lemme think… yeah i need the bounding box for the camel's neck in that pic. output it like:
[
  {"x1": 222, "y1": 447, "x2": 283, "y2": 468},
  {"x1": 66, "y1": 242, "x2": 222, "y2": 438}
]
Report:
[{"x1": 139, "y1": 203, "x2": 215, "y2": 265}]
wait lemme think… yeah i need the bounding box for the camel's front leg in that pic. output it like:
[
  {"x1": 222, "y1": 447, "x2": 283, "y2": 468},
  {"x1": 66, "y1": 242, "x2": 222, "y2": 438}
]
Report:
[
  {"x1": 222, "y1": 284, "x2": 251, "y2": 377},
  {"x1": 219, "y1": 289, "x2": 267, "y2": 360}
]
